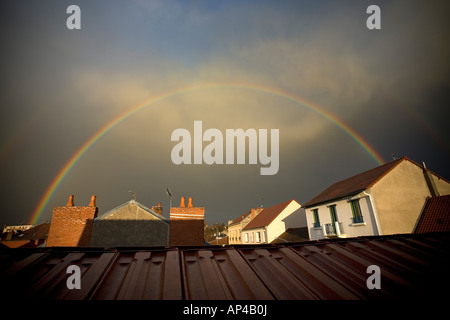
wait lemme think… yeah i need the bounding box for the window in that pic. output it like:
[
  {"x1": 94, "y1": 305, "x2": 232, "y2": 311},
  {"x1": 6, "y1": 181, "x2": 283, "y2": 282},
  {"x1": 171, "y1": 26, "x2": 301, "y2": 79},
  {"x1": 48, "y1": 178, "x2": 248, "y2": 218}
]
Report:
[
  {"x1": 350, "y1": 199, "x2": 364, "y2": 223},
  {"x1": 244, "y1": 233, "x2": 249, "y2": 243},
  {"x1": 328, "y1": 205, "x2": 338, "y2": 234},
  {"x1": 329, "y1": 205, "x2": 338, "y2": 223},
  {"x1": 256, "y1": 232, "x2": 261, "y2": 243},
  {"x1": 312, "y1": 209, "x2": 320, "y2": 228}
]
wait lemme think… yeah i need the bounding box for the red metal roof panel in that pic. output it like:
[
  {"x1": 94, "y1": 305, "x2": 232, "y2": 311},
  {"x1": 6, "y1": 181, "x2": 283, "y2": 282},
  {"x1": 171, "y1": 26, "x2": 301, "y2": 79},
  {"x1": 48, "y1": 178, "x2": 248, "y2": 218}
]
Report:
[
  {"x1": 1, "y1": 232, "x2": 449, "y2": 300},
  {"x1": 90, "y1": 249, "x2": 182, "y2": 300},
  {"x1": 181, "y1": 247, "x2": 273, "y2": 300}
]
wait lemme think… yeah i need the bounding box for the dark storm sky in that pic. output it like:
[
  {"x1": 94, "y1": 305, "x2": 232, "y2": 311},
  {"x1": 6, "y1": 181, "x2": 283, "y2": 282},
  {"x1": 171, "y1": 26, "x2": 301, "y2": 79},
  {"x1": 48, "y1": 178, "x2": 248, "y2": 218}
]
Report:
[{"x1": 1, "y1": 0, "x2": 449, "y2": 226}]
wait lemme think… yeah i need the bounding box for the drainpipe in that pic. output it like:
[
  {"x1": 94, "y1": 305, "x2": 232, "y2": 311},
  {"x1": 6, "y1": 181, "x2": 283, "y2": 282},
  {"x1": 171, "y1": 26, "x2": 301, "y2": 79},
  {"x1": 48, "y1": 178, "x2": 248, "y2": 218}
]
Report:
[{"x1": 363, "y1": 190, "x2": 383, "y2": 236}]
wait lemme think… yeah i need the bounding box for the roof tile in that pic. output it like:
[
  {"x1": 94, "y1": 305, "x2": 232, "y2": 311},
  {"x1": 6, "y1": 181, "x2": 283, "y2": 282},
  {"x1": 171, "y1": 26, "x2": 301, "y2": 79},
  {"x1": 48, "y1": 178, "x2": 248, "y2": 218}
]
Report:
[{"x1": 415, "y1": 195, "x2": 450, "y2": 233}]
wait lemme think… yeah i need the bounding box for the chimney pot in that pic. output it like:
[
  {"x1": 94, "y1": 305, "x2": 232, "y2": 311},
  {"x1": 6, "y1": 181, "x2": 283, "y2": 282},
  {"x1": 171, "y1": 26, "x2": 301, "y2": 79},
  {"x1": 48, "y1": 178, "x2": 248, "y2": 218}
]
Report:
[
  {"x1": 188, "y1": 197, "x2": 193, "y2": 208},
  {"x1": 89, "y1": 195, "x2": 96, "y2": 207},
  {"x1": 180, "y1": 197, "x2": 186, "y2": 208},
  {"x1": 152, "y1": 202, "x2": 163, "y2": 215},
  {"x1": 66, "y1": 195, "x2": 74, "y2": 207}
]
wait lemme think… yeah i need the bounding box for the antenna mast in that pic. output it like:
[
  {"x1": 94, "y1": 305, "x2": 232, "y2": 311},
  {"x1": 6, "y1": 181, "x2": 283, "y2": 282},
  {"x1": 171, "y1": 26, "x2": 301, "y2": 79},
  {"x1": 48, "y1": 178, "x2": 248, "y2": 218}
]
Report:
[
  {"x1": 166, "y1": 188, "x2": 173, "y2": 208},
  {"x1": 128, "y1": 190, "x2": 137, "y2": 201}
]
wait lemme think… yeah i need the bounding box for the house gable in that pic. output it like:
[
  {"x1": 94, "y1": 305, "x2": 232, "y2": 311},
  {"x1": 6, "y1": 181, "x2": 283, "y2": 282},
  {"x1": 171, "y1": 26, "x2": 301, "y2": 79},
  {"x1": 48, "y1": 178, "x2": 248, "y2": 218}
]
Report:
[
  {"x1": 370, "y1": 159, "x2": 439, "y2": 235},
  {"x1": 303, "y1": 158, "x2": 404, "y2": 208},
  {"x1": 91, "y1": 200, "x2": 169, "y2": 247}
]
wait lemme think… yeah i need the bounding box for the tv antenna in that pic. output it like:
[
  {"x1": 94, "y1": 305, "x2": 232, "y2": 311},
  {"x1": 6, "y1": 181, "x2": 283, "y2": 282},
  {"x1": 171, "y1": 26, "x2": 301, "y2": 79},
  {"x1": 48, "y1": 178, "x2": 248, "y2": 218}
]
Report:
[
  {"x1": 128, "y1": 190, "x2": 137, "y2": 201},
  {"x1": 166, "y1": 188, "x2": 173, "y2": 208}
]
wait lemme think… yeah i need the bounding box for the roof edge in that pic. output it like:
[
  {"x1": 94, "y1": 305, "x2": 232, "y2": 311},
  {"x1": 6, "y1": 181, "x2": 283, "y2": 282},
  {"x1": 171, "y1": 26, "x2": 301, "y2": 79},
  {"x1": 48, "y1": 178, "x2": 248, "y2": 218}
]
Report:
[
  {"x1": 95, "y1": 200, "x2": 169, "y2": 223},
  {"x1": 242, "y1": 199, "x2": 298, "y2": 230},
  {"x1": 303, "y1": 189, "x2": 366, "y2": 209},
  {"x1": 303, "y1": 157, "x2": 407, "y2": 208}
]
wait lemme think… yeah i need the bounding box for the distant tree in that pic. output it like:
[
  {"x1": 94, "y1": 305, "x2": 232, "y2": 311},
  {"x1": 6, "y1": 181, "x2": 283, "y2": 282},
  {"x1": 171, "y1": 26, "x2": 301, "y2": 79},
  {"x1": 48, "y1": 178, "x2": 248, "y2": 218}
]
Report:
[{"x1": 204, "y1": 222, "x2": 227, "y2": 242}]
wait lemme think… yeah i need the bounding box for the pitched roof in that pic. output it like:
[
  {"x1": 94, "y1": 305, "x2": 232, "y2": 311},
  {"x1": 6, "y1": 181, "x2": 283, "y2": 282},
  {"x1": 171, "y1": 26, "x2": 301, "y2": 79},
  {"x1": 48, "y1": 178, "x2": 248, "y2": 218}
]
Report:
[
  {"x1": 415, "y1": 195, "x2": 450, "y2": 233},
  {"x1": 2, "y1": 223, "x2": 50, "y2": 242},
  {"x1": 304, "y1": 157, "x2": 406, "y2": 207},
  {"x1": 95, "y1": 200, "x2": 169, "y2": 223},
  {"x1": 229, "y1": 211, "x2": 251, "y2": 225},
  {"x1": 1, "y1": 232, "x2": 449, "y2": 300},
  {"x1": 0, "y1": 223, "x2": 50, "y2": 248},
  {"x1": 242, "y1": 199, "x2": 298, "y2": 230}
]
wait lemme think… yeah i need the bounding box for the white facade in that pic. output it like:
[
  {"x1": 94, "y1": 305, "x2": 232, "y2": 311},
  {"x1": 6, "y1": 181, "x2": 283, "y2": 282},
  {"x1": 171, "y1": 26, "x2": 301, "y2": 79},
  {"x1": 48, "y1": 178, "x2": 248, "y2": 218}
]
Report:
[
  {"x1": 242, "y1": 200, "x2": 306, "y2": 244},
  {"x1": 306, "y1": 190, "x2": 381, "y2": 241}
]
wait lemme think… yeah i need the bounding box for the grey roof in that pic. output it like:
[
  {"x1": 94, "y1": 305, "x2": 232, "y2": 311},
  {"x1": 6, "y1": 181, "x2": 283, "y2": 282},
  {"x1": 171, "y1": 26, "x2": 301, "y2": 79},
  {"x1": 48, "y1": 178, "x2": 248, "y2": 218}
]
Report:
[{"x1": 94, "y1": 200, "x2": 169, "y2": 223}]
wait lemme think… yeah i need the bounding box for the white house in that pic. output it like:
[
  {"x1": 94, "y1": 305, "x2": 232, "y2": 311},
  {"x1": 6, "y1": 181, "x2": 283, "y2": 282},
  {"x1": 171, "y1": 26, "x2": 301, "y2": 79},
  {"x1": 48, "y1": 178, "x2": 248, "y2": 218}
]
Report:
[
  {"x1": 241, "y1": 199, "x2": 306, "y2": 244},
  {"x1": 303, "y1": 157, "x2": 450, "y2": 240}
]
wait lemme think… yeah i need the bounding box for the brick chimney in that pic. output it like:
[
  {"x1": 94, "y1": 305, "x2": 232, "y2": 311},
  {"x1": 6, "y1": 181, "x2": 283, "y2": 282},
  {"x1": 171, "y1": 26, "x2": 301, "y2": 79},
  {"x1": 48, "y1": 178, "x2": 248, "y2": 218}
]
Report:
[
  {"x1": 152, "y1": 202, "x2": 163, "y2": 215},
  {"x1": 46, "y1": 195, "x2": 98, "y2": 247},
  {"x1": 169, "y1": 196, "x2": 205, "y2": 246},
  {"x1": 250, "y1": 207, "x2": 264, "y2": 219}
]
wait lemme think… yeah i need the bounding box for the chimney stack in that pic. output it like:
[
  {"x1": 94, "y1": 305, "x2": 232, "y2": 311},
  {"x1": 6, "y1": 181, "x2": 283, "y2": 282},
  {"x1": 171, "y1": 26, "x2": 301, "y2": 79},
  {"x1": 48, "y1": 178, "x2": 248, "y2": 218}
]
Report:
[
  {"x1": 250, "y1": 207, "x2": 264, "y2": 219},
  {"x1": 170, "y1": 196, "x2": 205, "y2": 246},
  {"x1": 47, "y1": 195, "x2": 98, "y2": 247},
  {"x1": 152, "y1": 202, "x2": 163, "y2": 215},
  {"x1": 422, "y1": 163, "x2": 440, "y2": 197},
  {"x1": 66, "y1": 195, "x2": 74, "y2": 207}
]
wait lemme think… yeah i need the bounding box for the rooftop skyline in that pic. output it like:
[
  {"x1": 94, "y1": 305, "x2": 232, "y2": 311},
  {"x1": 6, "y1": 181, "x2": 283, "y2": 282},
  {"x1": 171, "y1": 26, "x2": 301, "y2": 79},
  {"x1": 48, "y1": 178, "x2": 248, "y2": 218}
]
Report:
[{"x1": 1, "y1": 0, "x2": 449, "y2": 226}]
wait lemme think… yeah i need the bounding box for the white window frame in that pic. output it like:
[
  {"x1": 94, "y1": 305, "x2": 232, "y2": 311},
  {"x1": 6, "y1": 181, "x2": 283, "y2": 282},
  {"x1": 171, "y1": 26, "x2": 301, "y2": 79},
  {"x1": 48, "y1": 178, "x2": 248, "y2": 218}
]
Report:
[{"x1": 255, "y1": 231, "x2": 261, "y2": 243}]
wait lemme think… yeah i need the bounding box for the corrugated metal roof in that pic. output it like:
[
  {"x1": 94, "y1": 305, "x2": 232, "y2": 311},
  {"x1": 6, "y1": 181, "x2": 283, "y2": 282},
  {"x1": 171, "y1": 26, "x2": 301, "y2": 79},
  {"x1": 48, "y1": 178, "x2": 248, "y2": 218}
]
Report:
[{"x1": 1, "y1": 232, "x2": 449, "y2": 300}]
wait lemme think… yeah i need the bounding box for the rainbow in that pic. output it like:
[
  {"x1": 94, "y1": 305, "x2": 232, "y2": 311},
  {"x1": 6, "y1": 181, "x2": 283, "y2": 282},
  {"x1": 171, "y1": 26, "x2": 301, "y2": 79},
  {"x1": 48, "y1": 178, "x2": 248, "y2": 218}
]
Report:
[{"x1": 28, "y1": 83, "x2": 384, "y2": 225}]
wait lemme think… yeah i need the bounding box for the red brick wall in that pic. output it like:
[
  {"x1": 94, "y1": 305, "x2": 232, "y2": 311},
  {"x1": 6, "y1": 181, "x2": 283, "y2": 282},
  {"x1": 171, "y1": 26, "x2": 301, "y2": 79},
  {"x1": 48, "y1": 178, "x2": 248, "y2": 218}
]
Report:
[
  {"x1": 46, "y1": 206, "x2": 97, "y2": 247},
  {"x1": 169, "y1": 219, "x2": 205, "y2": 246},
  {"x1": 169, "y1": 204, "x2": 205, "y2": 246}
]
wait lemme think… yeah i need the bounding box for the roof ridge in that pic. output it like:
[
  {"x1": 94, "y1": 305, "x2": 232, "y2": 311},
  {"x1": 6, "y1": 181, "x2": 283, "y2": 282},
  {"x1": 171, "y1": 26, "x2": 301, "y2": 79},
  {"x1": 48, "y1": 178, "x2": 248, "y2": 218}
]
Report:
[
  {"x1": 303, "y1": 157, "x2": 406, "y2": 208},
  {"x1": 95, "y1": 200, "x2": 169, "y2": 222}
]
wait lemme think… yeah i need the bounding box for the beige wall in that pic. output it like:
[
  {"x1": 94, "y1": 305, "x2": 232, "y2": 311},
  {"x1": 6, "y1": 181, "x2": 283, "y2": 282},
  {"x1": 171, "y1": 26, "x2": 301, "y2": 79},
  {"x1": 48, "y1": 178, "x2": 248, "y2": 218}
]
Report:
[
  {"x1": 267, "y1": 201, "x2": 304, "y2": 243},
  {"x1": 228, "y1": 223, "x2": 242, "y2": 244},
  {"x1": 371, "y1": 160, "x2": 433, "y2": 235},
  {"x1": 432, "y1": 174, "x2": 450, "y2": 196}
]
